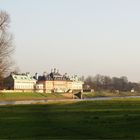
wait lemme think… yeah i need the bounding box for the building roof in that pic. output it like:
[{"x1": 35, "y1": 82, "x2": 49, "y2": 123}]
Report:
[
  {"x1": 38, "y1": 69, "x2": 71, "y2": 81},
  {"x1": 11, "y1": 73, "x2": 36, "y2": 81}
]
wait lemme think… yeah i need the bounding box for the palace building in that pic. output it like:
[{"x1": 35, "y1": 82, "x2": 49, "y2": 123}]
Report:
[
  {"x1": 4, "y1": 72, "x2": 36, "y2": 92},
  {"x1": 3, "y1": 69, "x2": 84, "y2": 93},
  {"x1": 35, "y1": 69, "x2": 83, "y2": 93}
]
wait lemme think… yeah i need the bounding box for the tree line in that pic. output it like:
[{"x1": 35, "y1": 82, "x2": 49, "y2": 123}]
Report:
[{"x1": 84, "y1": 74, "x2": 140, "y2": 92}]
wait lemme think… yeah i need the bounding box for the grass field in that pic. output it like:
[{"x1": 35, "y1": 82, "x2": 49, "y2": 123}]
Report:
[
  {"x1": 0, "y1": 91, "x2": 139, "y2": 101},
  {"x1": 0, "y1": 99, "x2": 140, "y2": 139},
  {"x1": 83, "y1": 91, "x2": 140, "y2": 98},
  {"x1": 0, "y1": 92, "x2": 69, "y2": 100}
]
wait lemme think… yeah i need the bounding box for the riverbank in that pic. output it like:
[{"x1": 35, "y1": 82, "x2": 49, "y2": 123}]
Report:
[
  {"x1": 0, "y1": 92, "x2": 73, "y2": 101},
  {"x1": 0, "y1": 95, "x2": 140, "y2": 106},
  {"x1": 0, "y1": 92, "x2": 140, "y2": 102},
  {"x1": 83, "y1": 91, "x2": 140, "y2": 98}
]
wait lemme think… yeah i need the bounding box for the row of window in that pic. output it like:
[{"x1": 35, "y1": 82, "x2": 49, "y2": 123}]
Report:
[{"x1": 15, "y1": 85, "x2": 34, "y2": 89}]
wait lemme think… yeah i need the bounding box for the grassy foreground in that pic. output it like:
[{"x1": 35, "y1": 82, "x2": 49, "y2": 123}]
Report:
[{"x1": 0, "y1": 99, "x2": 140, "y2": 139}]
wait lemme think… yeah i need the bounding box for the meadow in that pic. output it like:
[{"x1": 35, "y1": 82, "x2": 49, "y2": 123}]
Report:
[
  {"x1": 0, "y1": 99, "x2": 140, "y2": 139},
  {"x1": 82, "y1": 91, "x2": 140, "y2": 98},
  {"x1": 0, "y1": 91, "x2": 139, "y2": 101},
  {"x1": 0, "y1": 92, "x2": 68, "y2": 100}
]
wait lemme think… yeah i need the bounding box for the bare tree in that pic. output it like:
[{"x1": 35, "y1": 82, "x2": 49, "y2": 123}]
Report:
[{"x1": 0, "y1": 11, "x2": 14, "y2": 80}]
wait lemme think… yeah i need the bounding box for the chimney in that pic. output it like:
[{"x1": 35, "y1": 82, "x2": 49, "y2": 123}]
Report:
[
  {"x1": 54, "y1": 68, "x2": 56, "y2": 73},
  {"x1": 26, "y1": 72, "x2": 30, "y2": 76},
  {"x1": 35, "y1": 73, "x2": 38, "y2": 80},
  {"x1": 43, "y1": 72, "x2": 47, "y2": 77}
]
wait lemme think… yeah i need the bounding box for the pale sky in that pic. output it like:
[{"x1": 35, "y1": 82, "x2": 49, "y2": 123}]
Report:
[{"x1": 1, "y1": 0, "x2": 140, "y2": 82}]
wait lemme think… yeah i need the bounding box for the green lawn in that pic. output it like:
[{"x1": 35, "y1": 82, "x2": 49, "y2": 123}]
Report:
[
  {"x1": 83, "y1": 91, "x2": 140, "y2": 98},
  {"x1": 0, "y1": 99, "x2": 140, "y2": 139},
  {"x1": 0, "y1": 91, "x2": 139, "y2": 101},
  {"x1": 0, "y1": 92, "x2": 67, "y2": 100}
]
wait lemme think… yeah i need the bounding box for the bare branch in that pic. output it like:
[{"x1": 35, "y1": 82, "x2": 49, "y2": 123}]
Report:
[
  {"x1": 0, "y1": 11, "x2": 10, "y2": 30},
  {"x1": 0, "y1": 11, "x2": 14, "y2": 80}
]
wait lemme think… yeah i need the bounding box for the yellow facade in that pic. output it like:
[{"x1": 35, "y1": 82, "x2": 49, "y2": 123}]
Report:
[{"x1": 36, "y1": 80, "x2": 83, "y2": 93}]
